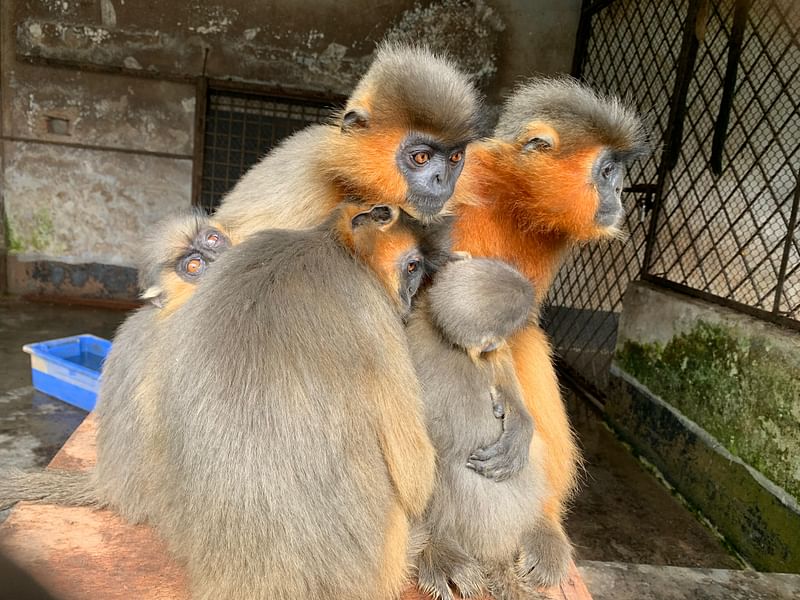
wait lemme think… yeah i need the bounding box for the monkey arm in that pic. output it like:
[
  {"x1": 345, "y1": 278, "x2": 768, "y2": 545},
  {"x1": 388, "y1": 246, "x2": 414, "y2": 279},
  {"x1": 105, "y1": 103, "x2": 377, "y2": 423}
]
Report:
[{"x1": 466, "y1": 383, "x2": 534, "y2": 482}]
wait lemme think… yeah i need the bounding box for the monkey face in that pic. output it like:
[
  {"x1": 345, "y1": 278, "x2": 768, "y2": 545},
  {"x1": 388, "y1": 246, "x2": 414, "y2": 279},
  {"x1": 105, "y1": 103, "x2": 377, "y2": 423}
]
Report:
[
  {"x1": 591, "y1": 149, "x2": 626, "y2": 228},
  {"x1": 395, "y1": 133, "x2": 466, "y2": 218},
  {"x1": 398, "y1": 251, "x2": 425, "y2": 311}
]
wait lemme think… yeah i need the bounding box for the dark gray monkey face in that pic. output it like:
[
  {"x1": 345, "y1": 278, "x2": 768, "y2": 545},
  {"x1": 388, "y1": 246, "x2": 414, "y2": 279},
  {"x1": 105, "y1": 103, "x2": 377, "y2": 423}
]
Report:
[
  {"x1": 395, "y1": 132, "x2": 467, "y2": 217},
  {"x1": 592, "y1": 148, "x2": 627, "y2": 228},
  {"x1": 399, "y1": 252, "x2": 424, "y2": 310},
  {"x1": 175, "y1": 227, "x2": 231, "y2": 283}
]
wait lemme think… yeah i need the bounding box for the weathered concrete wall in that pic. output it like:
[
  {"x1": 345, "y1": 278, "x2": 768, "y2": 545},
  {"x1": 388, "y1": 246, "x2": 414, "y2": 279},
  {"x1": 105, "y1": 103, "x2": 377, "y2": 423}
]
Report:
[
  {"x1": 2, "y1": 0, "x2": 581, "y2": 298},
  {"x1": 608, "y1": 280, "x2": 800, "y2": 571},
  {"x1": 13, "y1": 0, "x2": 579, "y2": 99}
]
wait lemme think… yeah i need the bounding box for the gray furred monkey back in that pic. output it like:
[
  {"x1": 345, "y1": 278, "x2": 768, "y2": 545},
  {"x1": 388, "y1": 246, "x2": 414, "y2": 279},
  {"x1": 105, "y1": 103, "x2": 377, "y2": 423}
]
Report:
[
  {"x1": 139, "y1": 206, "x2": 434, "y2": 600},
  {"x1": 407, "y1": 259, "x2": 572, "y2": 600}
]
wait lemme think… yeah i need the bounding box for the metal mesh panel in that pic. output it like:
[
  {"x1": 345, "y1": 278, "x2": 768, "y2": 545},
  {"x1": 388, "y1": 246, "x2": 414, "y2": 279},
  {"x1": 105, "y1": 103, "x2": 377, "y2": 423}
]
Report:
[
  {"x1": 544, "y1": 0, "x2": 685, "y2": 393},
  {"x1": 549, "y1": 0, "x2": 799, "y2": 397},
  {"x1": 199, "y1": 92, "x2": 334, "y2": 212},
  {"x1": 648, "y1": 0, "x2": 800, "y2": 317}
]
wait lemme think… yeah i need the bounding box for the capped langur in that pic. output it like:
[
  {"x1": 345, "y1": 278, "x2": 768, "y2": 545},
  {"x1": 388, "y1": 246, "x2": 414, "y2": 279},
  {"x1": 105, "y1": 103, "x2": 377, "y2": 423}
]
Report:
[
  {"x1": 454, "y1": 77, "x2": 649, "y2": 299},
  {"x1": 0, "y1": 202, "x2": 438, "y2": 600},
  {"x1": 407, "y1": 259, "x2": 571, "y2": 600},
  {"x1": 448, "y1": 78, "x2": 649, "y2": 583},
  {"x1": 138, "y1": 212, "x2": 234, "y2": 315},
  {"x1": 131, "y1": 202, "x2": 436, "y2": 600},
  {"x1": 0, "y1": 213, "x2": 236, "y2": 524},
  {"x1": 213, "y1": 42, "x2": 482, "y2": 239}
]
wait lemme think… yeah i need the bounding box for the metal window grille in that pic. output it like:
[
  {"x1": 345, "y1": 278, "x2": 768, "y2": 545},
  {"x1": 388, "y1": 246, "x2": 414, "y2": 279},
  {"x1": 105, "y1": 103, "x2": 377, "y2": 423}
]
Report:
[
  {"x1": 548, "y1": 0, "x2": 799, "y2": 398},
  {"x1": 199, "y1": 91, "x2": 335, "y2": 212}
]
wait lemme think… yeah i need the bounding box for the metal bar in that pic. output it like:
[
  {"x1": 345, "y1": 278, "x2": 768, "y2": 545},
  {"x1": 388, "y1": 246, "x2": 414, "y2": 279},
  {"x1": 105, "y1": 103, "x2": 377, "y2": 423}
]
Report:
[
  {"x1": 641, "y1": 0, "x2": 709, "y2": 278},
  {"x1": 570, "y1": 0, "x2": 595, "y2": 78},
  {"x1": 710, "y1": 0, "x2": 753, "y2": 175},
  {"x1": 643, "y1": 273, "x2": 800, "y2": 331},
  {"x1": 773, "y1": 177, "x2": 800, "y2": 314},
  {"x1": 584, "y1": 0, "x2": 617, "y2": 16},
  {"x1": 191, "y1": 76, "x2": 208, "y2": 209},
  {"x1": 663, "y1": 0, "x2": 709, "y2": 171}
]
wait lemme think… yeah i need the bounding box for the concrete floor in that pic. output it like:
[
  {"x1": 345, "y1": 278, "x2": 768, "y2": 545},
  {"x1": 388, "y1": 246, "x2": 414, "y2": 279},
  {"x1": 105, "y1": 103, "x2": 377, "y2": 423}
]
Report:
[{"x1": 2, "y1": 298, "x2": 797, "y2": 598}]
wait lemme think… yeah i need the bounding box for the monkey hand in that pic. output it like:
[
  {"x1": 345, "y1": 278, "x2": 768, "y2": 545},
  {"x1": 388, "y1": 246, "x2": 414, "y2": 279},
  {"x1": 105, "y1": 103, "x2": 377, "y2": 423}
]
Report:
[{"x1": 467, "y1": 388, "x2": 534, "y2": 482}]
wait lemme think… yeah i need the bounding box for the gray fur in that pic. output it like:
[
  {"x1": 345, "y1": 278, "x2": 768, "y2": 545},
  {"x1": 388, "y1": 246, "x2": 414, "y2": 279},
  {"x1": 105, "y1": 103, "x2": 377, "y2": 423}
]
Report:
[
  {"x1": 128, "y1": 212, "x2": 432, "y2": 600},
  {"x1": 346, "y1": 42, "x2": 485, "y2": 144},
  {"x1": 407, "y1": 259, "x2": 571, "y2": 600},
  {"x1": 495, "y1": 76, "x2": 649, "y2": 159},
  {"x1": 137, "y1": 210, "x2": 210, "y2": 293},
  {"x1": 427, "y1": 258, "x2": 534, "y2": 351}
]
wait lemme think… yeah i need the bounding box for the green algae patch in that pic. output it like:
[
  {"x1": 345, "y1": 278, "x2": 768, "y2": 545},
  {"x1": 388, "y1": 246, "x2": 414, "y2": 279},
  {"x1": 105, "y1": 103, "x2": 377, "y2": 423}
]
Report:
[{"x1": 616, "y1": 321, "x2": 800, "y2": 501}]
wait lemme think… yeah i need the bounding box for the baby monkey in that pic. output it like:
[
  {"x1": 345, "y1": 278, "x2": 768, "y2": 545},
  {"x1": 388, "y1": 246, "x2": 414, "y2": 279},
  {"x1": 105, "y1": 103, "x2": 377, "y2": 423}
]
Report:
[
  {"x1": 407, "y1": 258, "x2": 572, "y2": 600},
  {"x1": 137, "y1": 212, "x2": 233, "y2": 315}
]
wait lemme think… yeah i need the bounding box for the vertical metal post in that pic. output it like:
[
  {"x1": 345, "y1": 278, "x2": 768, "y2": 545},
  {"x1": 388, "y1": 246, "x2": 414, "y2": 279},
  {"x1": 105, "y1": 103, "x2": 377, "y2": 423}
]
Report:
[
  {"x1": 571, "y1": 0, "x2": 596, "y2": 79},
  {"x1": 710, "y1": 0, "x2": 753, "y2": 175},
  {"x1": 641, "y1": 0, "x2": 709, "y2": 277},
  {"x1": 191, "y1": 76, "x2": 208, "y2": 209},
  {"x1": 773, "y1": 177, "x2": 800, "y2": 315}
]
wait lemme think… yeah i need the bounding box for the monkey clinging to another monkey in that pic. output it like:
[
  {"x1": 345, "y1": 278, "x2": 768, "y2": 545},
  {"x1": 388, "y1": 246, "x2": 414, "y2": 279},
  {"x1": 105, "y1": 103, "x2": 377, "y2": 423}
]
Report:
[
  {"x1": 137, "y1": 211, "x2": 234, "y2": 314},
  {"x1": 129, "y1": 202, "x2": 438, "y2": 600},
  {"x1": 406, "y1": 258, "x2": 572, "y2": 600}
]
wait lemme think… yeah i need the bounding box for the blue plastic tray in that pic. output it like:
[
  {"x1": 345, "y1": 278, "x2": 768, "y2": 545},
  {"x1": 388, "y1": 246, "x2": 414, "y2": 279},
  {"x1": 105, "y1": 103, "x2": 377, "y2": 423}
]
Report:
[{"x1": 23, "y1": 334, "x2": 112, "y2": 411}]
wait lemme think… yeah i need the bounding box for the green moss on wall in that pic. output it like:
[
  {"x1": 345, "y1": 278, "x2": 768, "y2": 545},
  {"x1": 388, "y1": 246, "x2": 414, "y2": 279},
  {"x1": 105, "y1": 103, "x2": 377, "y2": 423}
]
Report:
[
  {"x1": 617, "y1": 321, "x2": 800, "y2": 500},
  {"x1": 5, "y1": 209, "x2": 56, "y2": 254}
]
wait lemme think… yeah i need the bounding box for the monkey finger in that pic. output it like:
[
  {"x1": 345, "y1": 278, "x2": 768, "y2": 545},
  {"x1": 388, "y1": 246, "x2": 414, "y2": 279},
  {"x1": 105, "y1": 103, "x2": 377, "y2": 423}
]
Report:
[{"x1": 466, "y1": 457, "x2": 513, "y2": 482}]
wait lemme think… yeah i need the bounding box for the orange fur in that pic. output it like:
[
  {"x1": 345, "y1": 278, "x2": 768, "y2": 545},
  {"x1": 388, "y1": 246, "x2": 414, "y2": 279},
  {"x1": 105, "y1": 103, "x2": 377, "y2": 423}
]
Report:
[
  {"x1": 452, "y1": 128, "x2": 616, "y2": 544},
  {"x1": 158, "y1": 273, "x2": 197, "y2": 319},
  {"x1": 379, "y1": 501, "x2": 414, "y2": 599},
  {"x1": 455, "y1": 140, "x2": 606, "y2": 301}
]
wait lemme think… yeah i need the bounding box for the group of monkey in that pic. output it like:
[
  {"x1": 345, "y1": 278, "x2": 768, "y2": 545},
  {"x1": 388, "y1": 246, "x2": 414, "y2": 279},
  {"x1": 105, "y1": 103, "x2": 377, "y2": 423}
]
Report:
[{"x1": 1, "y1": 44, "x2": 648, "y2": 600}]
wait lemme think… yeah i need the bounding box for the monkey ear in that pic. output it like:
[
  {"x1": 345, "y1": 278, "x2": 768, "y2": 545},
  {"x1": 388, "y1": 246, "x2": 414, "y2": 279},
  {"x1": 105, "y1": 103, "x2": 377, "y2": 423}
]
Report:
[
  {"x1": 341, "y1": 109, "x2": 370, "y2": 132},
  {"x1": 140, "y1": 286, "x2": 165, "y2": 309},
  {"x1": 520, "y1": 122, "x2": 559, "y2": 153},
  {"x1": 351, "y1": 204, "x2": 398, "y2": 230}
]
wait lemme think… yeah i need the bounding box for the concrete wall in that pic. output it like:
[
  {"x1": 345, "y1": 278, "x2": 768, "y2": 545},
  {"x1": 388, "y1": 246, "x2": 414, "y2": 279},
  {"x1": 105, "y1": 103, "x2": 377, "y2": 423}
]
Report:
[
  {"x1": 610, "y1": 280, "x2": 800, "y2": 568},
  {"x1": 0, "y1": 0, "x2": 581, "y2": 299}
]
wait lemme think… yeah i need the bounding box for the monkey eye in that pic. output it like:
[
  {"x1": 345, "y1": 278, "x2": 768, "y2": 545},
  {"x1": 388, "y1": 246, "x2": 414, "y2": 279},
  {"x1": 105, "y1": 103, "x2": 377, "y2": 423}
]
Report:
[
  {"x1": 449, "y1": 151, "x2": 463, "y2": 163},
  {"x1": 206, "y1": 231, "x2": 221, "y2": 245},
  {"x1": 186, "y1": 257, "x2": 204, "y2": 275},
  {"x1": 523, "y1": 136, "x2": 554, "y2": 152},
  {"x1": 412, "y1": 152, "x2": 430, "y2": 165},
  {"x1": 407, "y1": 259, "x2": 421, "y2": 274},
  {"x1": 179, "y1": 253, "x2": 207, "y2": 279}
]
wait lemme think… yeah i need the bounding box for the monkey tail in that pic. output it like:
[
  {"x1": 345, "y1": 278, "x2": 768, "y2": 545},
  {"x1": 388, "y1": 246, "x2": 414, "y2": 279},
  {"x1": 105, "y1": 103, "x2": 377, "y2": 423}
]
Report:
[
  {"x1": 486, "y1": 562, "x2": 551, "y2": 600},
  {"x1": 0, "y1": 468, "x2": 99, "y2": 511}
]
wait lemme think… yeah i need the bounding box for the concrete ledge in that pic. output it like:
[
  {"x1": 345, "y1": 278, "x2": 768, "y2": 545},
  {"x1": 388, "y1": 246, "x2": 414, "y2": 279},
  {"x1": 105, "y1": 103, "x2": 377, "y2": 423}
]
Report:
[
  {"x1": 0, "y1": 414, "x2": 591, "y2": 599},
  {"x1": 607, "y1": 365, "x2": 800, "y2": 573}
]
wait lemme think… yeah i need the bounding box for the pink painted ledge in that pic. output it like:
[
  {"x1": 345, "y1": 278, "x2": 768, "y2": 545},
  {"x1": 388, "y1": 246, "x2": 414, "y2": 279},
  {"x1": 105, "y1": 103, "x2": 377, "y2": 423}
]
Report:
[{"x1": 0, "y1": 413, "x2": 592, "y2": 600}]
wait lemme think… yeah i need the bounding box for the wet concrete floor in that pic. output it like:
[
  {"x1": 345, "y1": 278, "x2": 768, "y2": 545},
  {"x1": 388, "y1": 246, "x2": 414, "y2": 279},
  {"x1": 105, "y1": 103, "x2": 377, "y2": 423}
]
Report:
[
  {"x1": 0, "y1": 298, "x2": 742, "y2": 571},
  {"x1": 0, "y1": 298, "x2": 126, "y2": 521}
]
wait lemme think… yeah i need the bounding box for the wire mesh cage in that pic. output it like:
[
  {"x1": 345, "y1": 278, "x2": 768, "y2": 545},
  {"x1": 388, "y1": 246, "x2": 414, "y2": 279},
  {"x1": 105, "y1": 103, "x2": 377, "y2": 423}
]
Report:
[
  {"x1": 549, "y1": 0, "x2": 799, "y2": 397},
  {"x1": 199, "y1": 91, "x2": 335, "y2": 212}
]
